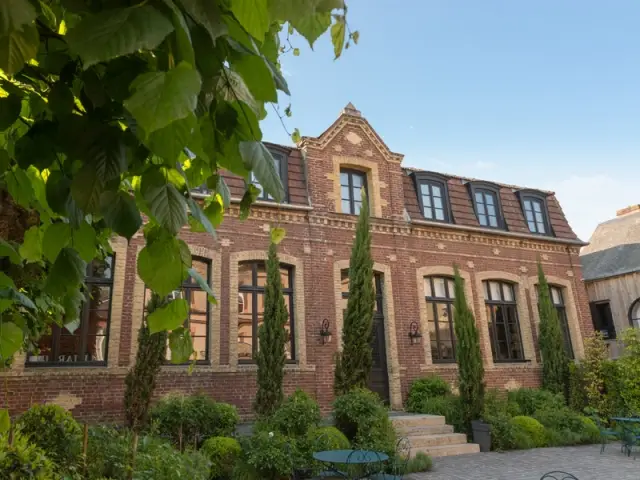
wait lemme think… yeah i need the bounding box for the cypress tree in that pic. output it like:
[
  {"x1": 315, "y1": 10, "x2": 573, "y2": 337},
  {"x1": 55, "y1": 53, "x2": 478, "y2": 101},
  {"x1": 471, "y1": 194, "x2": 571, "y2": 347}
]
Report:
[
  {"x1": 254, "y1": 242, "x2": 288, "y2": 416},
  {"x1": 537, "y1": 262, "x2": 569, "y2": 396},
  {"x1": 452, "y1": 265, "x2": 485, "y2": 432},
  {"x1": 334, "y1": 192, "x2": 375, "y2": 396},
  {"x1": 124, "y1": 293, "x2": 168, "y2": 432}
]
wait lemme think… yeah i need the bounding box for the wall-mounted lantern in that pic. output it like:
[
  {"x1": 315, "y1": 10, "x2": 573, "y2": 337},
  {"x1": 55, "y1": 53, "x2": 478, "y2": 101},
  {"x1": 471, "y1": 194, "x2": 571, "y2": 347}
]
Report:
[
  {"x1": 320, "y1": 318, "x2": 332, "y2": 344},
  {"x1": 408, "y1": 321, "x2": 422, "y2": 345}
]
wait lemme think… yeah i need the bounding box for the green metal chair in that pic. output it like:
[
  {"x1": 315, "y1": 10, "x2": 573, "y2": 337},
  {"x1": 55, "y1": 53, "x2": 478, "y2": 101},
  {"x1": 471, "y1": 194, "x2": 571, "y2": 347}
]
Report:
[
  {"x1": 368, "y1": 437, "x2": 411, "y2": 480},
  {"x1": 592, "y1": 415, "x2": 621, "y2": 454},
  {"x1": 540, "y1": 472, "x2": 579, "y2": 480}
]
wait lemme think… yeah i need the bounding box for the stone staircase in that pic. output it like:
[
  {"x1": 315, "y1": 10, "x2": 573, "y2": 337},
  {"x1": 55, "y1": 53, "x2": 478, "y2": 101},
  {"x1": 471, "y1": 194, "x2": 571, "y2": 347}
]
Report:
[{"x1": 390, "y1": 414, "x2": 480, "y2": 458}]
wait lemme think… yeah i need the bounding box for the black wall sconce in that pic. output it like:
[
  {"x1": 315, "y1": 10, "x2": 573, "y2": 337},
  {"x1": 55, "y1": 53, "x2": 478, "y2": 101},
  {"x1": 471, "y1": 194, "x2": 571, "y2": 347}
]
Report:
[
  {"x1": 408, "y1": 321, "x2": 422, "y2": 345},
  {"x1": 320, "y1": 318, "x2": 332, "y2": 344}
]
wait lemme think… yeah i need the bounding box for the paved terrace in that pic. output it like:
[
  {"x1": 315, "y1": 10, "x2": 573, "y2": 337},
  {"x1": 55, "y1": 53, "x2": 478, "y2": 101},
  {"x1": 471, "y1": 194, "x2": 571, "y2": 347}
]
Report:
[{"x1": 410, "y1": 444, "x2": 638, "y2": 480}]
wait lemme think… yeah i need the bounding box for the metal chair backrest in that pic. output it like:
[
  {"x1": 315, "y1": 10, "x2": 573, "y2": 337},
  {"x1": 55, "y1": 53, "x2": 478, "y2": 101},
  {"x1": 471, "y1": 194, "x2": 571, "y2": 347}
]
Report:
[
  {"x1": 393, "y1": 436, "x2": 411, "y2": 476},
  {"x1": 540, "y1": 471, "x2": 579, "y2": 480}
]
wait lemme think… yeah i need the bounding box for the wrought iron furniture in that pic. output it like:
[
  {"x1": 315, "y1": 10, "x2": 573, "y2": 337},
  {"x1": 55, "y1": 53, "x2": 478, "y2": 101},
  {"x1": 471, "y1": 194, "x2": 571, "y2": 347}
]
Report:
[
  {"x1": 540, "y1": 472, "x2": 579, "y2": 480},
  {"x1": 611, "y1": 416, "x2": 640, "y2": 457},
  {"x1": 591, "y1": 415, "x2": 622, "y2": 454},
  {"x1": 369, "y1": 437, "x2": 411, "y2": 480},
  {"x1": 312, "y1": 449, "x2": 388, "y2": 479}
]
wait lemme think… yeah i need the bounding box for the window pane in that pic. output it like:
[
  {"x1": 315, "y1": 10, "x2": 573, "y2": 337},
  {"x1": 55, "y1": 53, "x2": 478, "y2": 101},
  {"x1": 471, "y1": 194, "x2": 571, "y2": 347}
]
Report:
[
  {"x1": 284, "y1": 294, "x2": 292, "y2": 360},
  {"x1": 475, "y1": 192, "x2": 483, "y2": 203},
  {"x1": 424, "y1": 278, "x2": 433, "y2": 297},
  {"x1": 432, "y1": 185, "x2": 442, "y2": 197},
  {"x1": 525, "y1": 210, "x2": 534, "y2": 222},
  {"x1": 502, "y1": 283, "x2": 514, "y2": 302},
  {"x1": 537, "y1": 221, "x2": 546, "y2": 234},
  {"x1": 478, "y1": 214, "x2": 488, "y2": 226},
  {"x1": 528, "y1": 221, "x2": 537, "y2": 232},
  {"x1": 420, "y1": 184, "x2": 429, "y2": 195},
  {"x1": 189, "y1": 259, "x2": 209, "y2": 285},
  {"x1": 489, "y1": 281, "x2": 501, "y2": 300},
  {"x1": 192, "y1": 336, "x2": 207, "y2": 361},
  {"x1": 524, "y1": 200, "x2": 532, "y2": 211},
  {"x1": 189, "y1": 290, "x2": 208, "y2": 335},
  {"x1": 423, "y1": 205, "x2": 433, "y2": 219},
  {"x1": 238, "y1": 291, "x2": 254, "y2": 359},
  {"x1": 477, "y1": 202, "x2": 486, "y2": 215},
  {"x1": 342, "y1": 200, "x2": 352, "y2": 214},
  {"x1": 89, "y1": 256, "x2": 114, "y2": 279},
  {"x1": 533, "y1": 201, "x2": 542, "y2": 213},
  {"x1": 353, "y1": 187, "x2": 362, "y2": 202},
  {"x1": 489, "y1": 215, "x2": 498, "y2": 227},
  {"x1": 423, "y1": 194, "x2": 432, "y2": 207},
  {"x1": 435, "y1": 209, "x2": 445, "y2": 220},
  {"x1": 433, "y1": 277, "x2": 446, "y2": 298},
  {"x1": 273, "y1": 157, "x2": 281, "y2": 176},
  {"x1": 340, "y1": 172, "x2": 349, "y2": 186},
  {"x1": 238, "y1": 263, "x2": 253, "y2": 288},
  {"x1": 256, "y1": 263, "x2": 267, "y2": 287},
  {"x1": 433, "y1": 197, "x2": 443, "y2": 209},
  {"x1": 534, "y1": 212, "x2": 544, "y2": 223},
  {"x1": 550, "y1": 287, "x2": 562, "y2": 305},
  {"x1": 341, "y1": 186, "x2": 351, "y2": 201},
  {"x1": 58, "y1": 331, "x2": 82, "y2": 362},
  {"x1": 85, "y1": 335, "x2": 107, "y2": 362},
  {"x1": 483, "y1": 281, "x2": 489, "y2": 300},
  {"x1": 341, "y1": 270, "x2": 350, "y2": 295},
  {"x1": 28, "y1": 330, "x2": 53, "y2": 363},
  {"x1": 447, "y1": 279, "x2": 455, "y2": 299},
  {"x1": 280, "y1": 267, "x2": 291, "y2": 289},
  {"x1": 485, "y1": 192, "x2": 495, "y2": 205},
  {"x1": 353, "y1": 201, "x2": 362, "y2": 215},
  {"x1": 487, "y1": 204, "x2": 496, "y2": 217},
  {"x1": 352, "y1": 173, "x2": 363, "y2": 188}
]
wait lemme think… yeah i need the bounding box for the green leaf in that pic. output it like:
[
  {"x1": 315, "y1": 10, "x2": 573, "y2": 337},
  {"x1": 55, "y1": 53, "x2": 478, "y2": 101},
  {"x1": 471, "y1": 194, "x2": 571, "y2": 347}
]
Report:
[
  {"x1": 351, "y1": 30, "x2": 359, "y2": 44},
  {"x1": 162, "y1": 0, "x2": 195, "y2": 67},
  {"x1": 70, "y1": 165, "x2": 103, "y2": 214},
  {"x1": 293, "y1": 47, "x2": 300, "y2": 56},
  {"x1": 14, "y1": 120, "x2": 58, "y2": 170},
  {"x1": 0, "y1": 409, "x2": 9, "y2": 435},
  {"x1": 179, "y1": 0, "x2": 227, "y2": 43},
  {"x1": 0, "y1": 239, "x2": 20, "y2": 264},
  {"x1": 291, "y1": 128, "x2": 301, "y2": 143},
  {"x1": 142, "y1": 169, "x2": 188, "y2": 235},
  {"x1": 239, "y1": 141, "x2": 285, "y2": 202},
  {"x1": 66, "y1": 5, "x2": 174, "y2": 69},
  {"x1": 0, "y1": 0, "x2": 37, "y2": 35},
  {"x1": 216, "y1": 176, "x2": 230, "y2": 207},
  {"x1": 0, "y1": 149, "x2": 9, "y2": 173},
  {"x1": 330, "y1": 16, "x2": 345, "y2": 59},
  {"x1": 230, "y1": 0, "x2": 269, "y2": 42},
  {"x1": 0, "y1": 23, "x2": 39, "y2": 76},
  {"x1": 216, "y1": 68, "x2": 261, "y2": 117},
  {"x1": 232, "y1": 53, "x2": 277, "y2": 102},
  {"x1": 239, "y1": 184, "x2": 260, "y2": 220},
  {"x1": 0, "y1": 289, "x2": 35, "y2": 309},
  {"x1": 187, "y1": 197, "x2": 216, "y2": 237},
  {"x1": 19, "y1": 226, "x2": 42, "y2": 263},
  {"x1": 0, "y1": 94, "x2": 21, "y2": 131},
  {"x1": 168, "y1": 326, "x2": 193, "y2": 364},
  {"x1": 42, "y1": 222, "x2": 71, "y2": 263},
  {"x1": 25, "y1": 166, "x2": 51, "y2": 218},
  {"x1": 147, "y1": 298, "x2": 189, "y2": 334},
  {"x1": 100, "y1": 191, "x2": 142, "y2": 240},
  {"x1": 48, "y1": 82, "x2": 74, "y2": 115},
  {"x1": 61, "y1": 288, "x2": 85, "y2": 324},
  {"x1": 203, "y1": 194, "x2": 224, "y2": 226},
  {"x1": 264, "y1": 57, "x2": 290, "y2": 95},
  {"x1": 0, "y1": 299, "x2": 13, "y2": 315},
  {"x1": 270, "y1": 226, "x2": 286, "y2": 245},
  {"x1": 0, "y1": 272, "x2": 14, "y2": 289},
  {"x1": 187, "y1": 266, "x2": 216, "y2": 303},
  {"x1": 292, "y1": 11, "x2": 331, "y2": 48},
  {"x1": 145, "y1": 113, "x2": 197, "y2": 162},
  {"x1": 125, "y1": 62, "x2": 201, "y2": 134},
  {"x1": 71, "y1": 221, "x2": 96, "y2": 263},
  {"x1": 63, "y1": 318, "x2": 80, "y2": 335},
  {"x1": 6, "y1": 166, "x2": 34, "y2": 208},
  {"x1": 45, "y1": 170, "x2": 73, "y2": 215},
  {"x1": 44, "y1": 247, "x2": 86, "y2": 297},
  {"x1": 137, "y1": 236, "x2": 184, "y2": 297},
  {"x1": 0, "y1": 321, "x2": 23, "y2": 362}
]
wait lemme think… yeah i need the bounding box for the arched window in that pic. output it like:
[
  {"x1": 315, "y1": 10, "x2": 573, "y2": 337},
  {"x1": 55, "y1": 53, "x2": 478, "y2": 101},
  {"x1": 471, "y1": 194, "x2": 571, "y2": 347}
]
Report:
[
  {"x1": 424, "y1": 276, "x2": 456, "y2": 362},
  {"x1": 483, "y1": 280, "x2": 525, "y2": 362},
  {"x1": 549, "y1": 285, "x2": 574, "y2": 359},
  {"x1": 629, "y1": 298, "x2": 640, "y2": 329}
]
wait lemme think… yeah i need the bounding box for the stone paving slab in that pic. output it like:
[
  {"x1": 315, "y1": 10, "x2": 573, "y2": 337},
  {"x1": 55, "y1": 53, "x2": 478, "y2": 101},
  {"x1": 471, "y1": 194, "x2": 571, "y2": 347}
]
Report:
[{"x1": 409, "y1": 444, "x2": 639, "y2": 480}]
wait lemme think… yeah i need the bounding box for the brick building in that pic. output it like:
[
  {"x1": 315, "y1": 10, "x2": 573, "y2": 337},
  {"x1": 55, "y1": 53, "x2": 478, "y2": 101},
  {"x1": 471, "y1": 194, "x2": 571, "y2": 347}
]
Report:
[{"x1": 4, "y1": 104, "x2": 591, "y2": 421}]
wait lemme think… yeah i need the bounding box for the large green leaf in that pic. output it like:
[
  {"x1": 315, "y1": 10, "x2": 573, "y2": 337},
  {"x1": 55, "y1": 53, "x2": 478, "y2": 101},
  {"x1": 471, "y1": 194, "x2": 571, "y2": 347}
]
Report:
[
  {"x1": 86, "y1": 126, "x2": 127, "y2": 181},
  {"x1": 292, "y1": 11, "x2": 331, "y2": 48},
  {"x1": 168, "y1": 326, "x2": 193, "y2": 364},
  {"x1": 187, "y1": 197, "x2": 215, "y2": 237},
  {"x1": 230, "y1": 0, "x2": 269, "y2": 42},
  {"x1": 45, "y1": 170, "x2": 73, "y2": 215},
  {"x1": 0, "y1": 272, "x2": 15, "y2": 289},
  {"x1": 179, "y1": 0, "x2": 227, "y2": 43},
  {"x1": 232, "y1": 53, "x2": 277, "y2": 102},
  {"x1": 42, "y1": 222, "x2": 71, "y2": 262},
  {"x1": 216, "y1": 68, "x2": 260, "y2": 117},
  {"x1": 162, "y1": 0, "x2": 195, "y2": 67},
  {"x1": 44, "y1": 247, "x2": 86, "y2": 298},
  {"x1": 66, "y1": 5, "x2": 174, "y2": 68},
  {"x1": 124, "y1": 62, "x2": 201, "y2": 134},
  {"x1": 239, "y1": 141, "x2": 285, "y2": 202},
  {"x1": 142, "y1": 169, "x2": 188, "y2": 235},
  {"x1": 100, "y1": 191, "x2": 142, "y2": 240},
  {"x1": 0, "y1": 239, "x2": 20, "y2": 264},
  {"x1": 5, "y1": 166, "x2": 34, "y2": 208},
  {"x1": 71, "y1": 221, "x2": 96, "y2": 263},
  {"x1": 14, "y1": 120, "x2": 58, "y2": 170},
  {"x1": 0, "y1": 94, "x2": 21, "y2": 131},
  {"x1": 0, "y1": 321, "x2": 23, "y2": 362},
  {"x1": 147, "y1": 298, "x2": 188, "y2": 334},
  {"x1": 0, "y1": 23, "x2": 39, "y2": 75},
  {"x1": 137, "y1": 236, "x2": 184, "y2": 297},
  {"x1": 19, "y1": 226, "x2": 42, "y2": 263},
  {"x1": 145, "y1": 113, "x2": 197, "y2": 162},
  {"x1": 0, "y1": 288, "x2": 35, "y2": 310},
  {"x1": 71, "y1": 162, "x2": 104, "y2": 213},
  {"x1": 47, "y1": 82, "x2": 74, "y2": 115},
  {"x1": 0, "y1": 0, "x2": 37, "y2": 35},
  {"x1": 330, "y1": 16, "x2": 345, "y2": 59}
]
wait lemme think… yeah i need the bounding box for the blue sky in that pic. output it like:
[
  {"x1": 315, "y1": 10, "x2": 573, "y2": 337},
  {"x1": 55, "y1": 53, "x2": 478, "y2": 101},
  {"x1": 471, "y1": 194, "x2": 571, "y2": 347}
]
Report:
[{"x1": 261, "y1": 0, "x2": 640, "y2": 241}]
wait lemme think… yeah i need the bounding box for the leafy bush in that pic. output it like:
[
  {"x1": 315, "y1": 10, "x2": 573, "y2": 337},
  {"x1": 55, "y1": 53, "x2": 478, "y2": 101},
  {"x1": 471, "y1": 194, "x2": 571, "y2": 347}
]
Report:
[
  {"x1": 510, "y1": 416, "x2": 546, "y2": 448},
  {"x1": 544, "y1": 428, "x2": 583, "y2": 447},
  {"x1": 149, "y1": 394, "x2": 239, "y2": 449},
  {"x1": 402, "y1": 451, "x2": 432, "y2": 473},
  {"x1": 269, "y1": 390, "x2": 321, "y2": 437},
  {"x1": 409, "y1": 395, "x2": 465, "y2": 433},
  {"x1": 484, "y1": 389, "x2": 521, "y2": 418},
  {"x1": 16, "y1": 404, "x2": 82, "y2": 467},
  {"x1": 0, "y1": 430, "x2": 56, "y2": 480},
  {"x1": 616, "y1": 329, "x2": 640, "y2": 415},
  {"x1": 507, "y1": 388, "x2": 565, "y2": 416},
  {"x1": 306, "y1": 426, "x2": 350, "y2": 452},
  {"x1": 568, "y1": 362, "x2": 587, "y2": 413},
  {"x1": 483, "y1": 412, "x2": 516, "y2": 451},
  {"x1": 533, "y1": 408, "x2": 599, "y2": 445},
  {"x1": 237, "y1": 431, "x2": 293, "y2": 480},
  {"x1": 406, "y1": 376, "x2": 451, "y2": 412},
  {"x1": 333, "y1": 388, "x2": 396, "y2": 457},
  {"x1": 86, "y1": 425, "x2": 210, "y2": 480},
  {"x1": 578, "y1": 416, "x2": 601, "y2": 444},
  {"x1": 200, "y1": 436, "x2": 241, "y2": 480}
]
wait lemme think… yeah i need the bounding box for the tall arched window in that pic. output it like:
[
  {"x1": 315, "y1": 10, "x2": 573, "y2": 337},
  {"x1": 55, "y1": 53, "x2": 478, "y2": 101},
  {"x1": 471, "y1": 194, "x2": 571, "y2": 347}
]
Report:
[
  {"x1": 630, "y1": 298, "x2": 640, "y2": 329},
  {"x1": 483, "y1": 280, "x2": 525, "y2": 362},
  {"x1": 424, "y1": 276, "x2": 456, "y2": 362}
]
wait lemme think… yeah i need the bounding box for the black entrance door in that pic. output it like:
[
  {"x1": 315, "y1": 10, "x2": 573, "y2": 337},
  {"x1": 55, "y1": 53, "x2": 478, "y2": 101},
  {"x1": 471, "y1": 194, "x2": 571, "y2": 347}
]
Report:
[{"x1": 369, "y1": 273, "x2": 389, "y2": 403}]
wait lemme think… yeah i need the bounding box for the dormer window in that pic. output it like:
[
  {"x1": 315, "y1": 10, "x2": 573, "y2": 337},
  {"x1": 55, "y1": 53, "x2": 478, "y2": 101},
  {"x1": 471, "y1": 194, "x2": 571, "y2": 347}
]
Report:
[
  {"x1": 340, "y1": 168, "x2": 367, "y2": 215},
  {"x1": 517, "y1": 191, "x2": 552, "y2": 236},
  {"x1": 467, "y1": 183, "x2": 505, "y2": 229},
  {"x1": 251, "y1": 148, "x2": 288, "y2": 202},
  {"x1": 412, "y1": 172, "x2": 452, "y2": 223}
]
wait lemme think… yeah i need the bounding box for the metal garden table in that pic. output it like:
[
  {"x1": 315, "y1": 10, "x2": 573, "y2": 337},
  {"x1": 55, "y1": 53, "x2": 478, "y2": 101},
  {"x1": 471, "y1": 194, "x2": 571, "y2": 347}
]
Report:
[
  {"x1": 611, "y1": 417, "x2": 640, "y2": 457},
  {"x1": 312, "y1": 449, "x2": 389, "y2": 479}
]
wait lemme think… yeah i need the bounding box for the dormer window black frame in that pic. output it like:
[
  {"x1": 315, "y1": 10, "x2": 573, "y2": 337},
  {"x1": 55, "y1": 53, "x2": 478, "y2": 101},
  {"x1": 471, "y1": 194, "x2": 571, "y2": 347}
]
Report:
[
  {"x1": 516, "y1": 190, "x2": 553, "y2": 236},
  {"x1": 467, "y1": 182, "x2": 506, "y2": 230},
  {"x1": 412, "y1": 172, "x2": 452, "y2": 223},
  {"x1": 251, "y1": 146, "x2": 289, "y2": 203}
]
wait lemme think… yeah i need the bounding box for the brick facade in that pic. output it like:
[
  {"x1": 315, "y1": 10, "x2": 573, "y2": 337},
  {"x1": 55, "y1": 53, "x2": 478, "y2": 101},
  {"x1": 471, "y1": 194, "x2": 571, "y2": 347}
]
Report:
[{"x1": 2, "y1": 104, "x2": 592, "y2": 422}]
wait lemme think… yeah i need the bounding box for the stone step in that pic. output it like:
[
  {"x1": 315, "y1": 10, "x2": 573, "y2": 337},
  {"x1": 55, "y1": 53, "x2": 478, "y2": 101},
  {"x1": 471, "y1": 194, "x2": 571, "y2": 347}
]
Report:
[
  {"x1": 405, "y1": 433, "x2": 468, "y2": 448},
  {"x1": 411, "y1": 443, "x2": 480, "y2": 458},
  {"x1": 395, "y1": 423, "x2": 454, "y2": 436},
  {"x1": 389, "y1": 414, "x2": 446, "y2": 429}
]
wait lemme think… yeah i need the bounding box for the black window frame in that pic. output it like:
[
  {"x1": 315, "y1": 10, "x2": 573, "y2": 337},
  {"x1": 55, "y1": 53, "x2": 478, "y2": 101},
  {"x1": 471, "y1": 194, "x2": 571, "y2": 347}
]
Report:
[
  {"x1": 629, "y1": 298, "x2": 640, "y2": 329},
  {"x1": 467, "y1": 182, "x2": 506, "y2": 230},
  {"x1": 424, "y1": 276, "x2": 456, "y2": 363},
  {"x1": 238, "y1": 261, "x2": 296, "y2": 363},
  {"x1": 547, "y1": 285, "x2": 574, "y2": 359},
  {"x1": 340, "y1": 168, "x2": 368, "y2": 215},
  {"x1": 590, "y1": 300, "x2": 616, "y2": 340},
  {"x1": 251, "y1": 146, "x2": 289, "y2": 203},
  {"x1": 412, "y1": 172, "x2": 453, "y2": 223},
  {"x1": 517, "y1": 190, "x2": 553, "y2": 236},
  {"x1": 483, "y1": 280, "x2": 526, "y2": 362},
  {"x1": 26, "y1": 255, "x2": 116, "y2": 367}
]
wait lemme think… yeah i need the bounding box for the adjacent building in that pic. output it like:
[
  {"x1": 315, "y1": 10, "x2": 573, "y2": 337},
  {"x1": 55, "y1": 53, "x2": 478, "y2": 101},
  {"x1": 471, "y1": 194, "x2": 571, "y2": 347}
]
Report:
[
  {"x1": 4, "y1": 104, "x2": 592, "y2": 421},
  {"x1": 580, "y1": 205, "x2": 640, "y2": 357}
]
